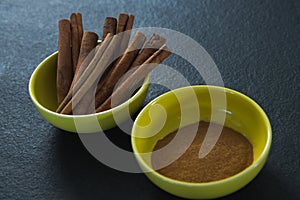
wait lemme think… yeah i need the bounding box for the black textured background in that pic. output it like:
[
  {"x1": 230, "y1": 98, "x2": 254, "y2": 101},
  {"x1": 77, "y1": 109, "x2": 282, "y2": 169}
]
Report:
[{"x1": 0, "y1": 0, "x2": 299, "y2": 199}]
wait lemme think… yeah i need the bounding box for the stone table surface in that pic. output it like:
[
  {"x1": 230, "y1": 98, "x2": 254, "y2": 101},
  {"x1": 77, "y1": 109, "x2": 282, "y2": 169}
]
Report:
[{"x1": 0, "y1": 0, "x2": 299, "y2": 199}]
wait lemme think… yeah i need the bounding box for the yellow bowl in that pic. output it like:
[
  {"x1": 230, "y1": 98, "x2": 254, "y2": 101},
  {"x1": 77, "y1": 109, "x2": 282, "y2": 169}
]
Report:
[
  {"x1": 28, "y1": 51, "x2": 149, "y2": 133},
  {"x1": 132, "y1": 85, "x2": 272, "y2": 199}
]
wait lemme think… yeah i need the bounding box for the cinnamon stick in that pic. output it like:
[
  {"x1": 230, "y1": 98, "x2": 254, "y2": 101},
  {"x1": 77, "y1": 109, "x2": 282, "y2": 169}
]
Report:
[
  {"x1": 57, "y1": 19, "x2": 73, "y2": 105},
  {"x1": 118, "y1": 14, "x2": 135, "y2": 55},
  {"x1": 124, "y1": 33, "x2": 166, "y2": 97},
  {"x1": 56, "y1": 31, "x2": 99, "y2": 113},
  {"x1": 102, "y1": 17, "x2": 117, "y2": 41},
  {"x1": 67, "y1": 32, "x2": 98, "y2": 114},
  {"x1": 60, "y1": 33, "x2": 125, "y2": 115},
  {"x1": 56, "y1": 33, "x2": 113, "y2": 114},
  {"x1": 109, "y1": 14, "x2": 134, "y2": 66},
  {"x1": 130, "y1": 33, "x2": 166, "y2": 69},
  {"x1": 94, "y1": 31, "x2": 146, "y2": 109},
  {"x1": 72, "y1": 81, "x2": 97, "y2": 115},
  {"x1": 116, "y1": 13, "x2": 129, "y2": 34},
  {"x1": 76, "y1": 31, "x2": 98, "y2": 73},
  {"x1": 94, "y1": 14, "x2": 135, "y2": 100},
  {"x1": 70, "y1": 13, "x2": 80, "y2": 73},
  {"x1": 76, "y1": 13, "x2": 83, "y2": 44},
  {"x1": 96, "y1": 45, "x2": 171, "y2": 112}
]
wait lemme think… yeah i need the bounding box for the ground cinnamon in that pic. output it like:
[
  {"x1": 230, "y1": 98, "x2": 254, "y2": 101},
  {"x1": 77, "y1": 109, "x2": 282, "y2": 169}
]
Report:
[{"x1": 151, "y1": 121, "x2": 253, "y2": 183}]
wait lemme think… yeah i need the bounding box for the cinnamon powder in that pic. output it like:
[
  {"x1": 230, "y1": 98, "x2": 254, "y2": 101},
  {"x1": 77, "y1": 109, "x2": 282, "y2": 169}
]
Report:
[{"x1": 151, "y1": 121, "x2": 253, "y2": 183}]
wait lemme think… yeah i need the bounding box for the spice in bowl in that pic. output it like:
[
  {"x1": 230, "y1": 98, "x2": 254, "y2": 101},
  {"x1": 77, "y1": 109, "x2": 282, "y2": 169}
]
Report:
[
  {"x1": 55, "y1": 12, "x2": 171, "y2": 115},
  {"x1": 151, "y1": 121, "x2": 253, "y2": 183}
]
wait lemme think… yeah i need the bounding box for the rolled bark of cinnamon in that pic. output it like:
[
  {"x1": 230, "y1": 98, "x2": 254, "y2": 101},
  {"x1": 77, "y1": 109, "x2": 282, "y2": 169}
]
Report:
[
  {"x1": 102, "y1": 17, "x2": 117, "y2": 41},
  {"x1": 66, "y1": 32, "x2": 98, "y2": 115},
  {"x1": 130, "y1": 33, "x2": 166, "y2": 69},
  {"x1": 94, "y1": 31, "x2": 146, "y2": 109},
  {"x1": 57, "y1": 19, "x2": 73, "y2": 106},
  {"x1": 118, "y1": 14, "x2": 135, "y2": 54},
  {"x1": 76, "y1": 31, "x2": 98, "y2": 73},
  {"x1": 76, "y1": 13, "x2": 83, "y2": 44},
  {"x1": 56, "y1": 46, "x2": 97, "y2": 113},
  {"x1": 60, "y1": 33, "x2": 125, "y2": 114},
  {"x1": 94, "y1": 14, "x2": 135, "y2": 101},
  {"x1": 72, "y1": 81, "x2": 97, "y2": 115},
  {"x1": 116, "y1": 13, "x2": 129, "y2": 34},
  {"x1": 57, "y1": 33, "x2": 113, "y2": 114},
  {"x1": 112, "y1": 14, "x2": 134, "y2": 64},
  {"x1": 56, "y1": 31, "x2": 98, "y2": 113},
  {"x1": 96, "y1": 45, "x2": 171, "y2": 112},
  {"x1": 70, "y1": 13, "x2": 80, "y2": 73}
]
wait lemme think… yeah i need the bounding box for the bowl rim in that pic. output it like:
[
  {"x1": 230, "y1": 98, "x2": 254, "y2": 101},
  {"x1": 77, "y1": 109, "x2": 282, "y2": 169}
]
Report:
[
  {"x1": 131, "y1": 85, "x2": 272, "y2": 186},
  {"x1": 28, "y1": 51, "x2": 150, "y2": 119}
]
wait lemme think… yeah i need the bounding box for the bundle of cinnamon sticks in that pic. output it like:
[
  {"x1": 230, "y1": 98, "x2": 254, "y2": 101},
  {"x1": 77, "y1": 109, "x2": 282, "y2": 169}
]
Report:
[{"x1": 56, "y1": 13, "x2": 171, "y2": 115}]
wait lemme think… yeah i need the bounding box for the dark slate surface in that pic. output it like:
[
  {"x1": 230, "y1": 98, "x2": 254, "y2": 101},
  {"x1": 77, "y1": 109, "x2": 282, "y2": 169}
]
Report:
[{"x1": 0, "y1": 0, "x2": 299, "y2": 199}]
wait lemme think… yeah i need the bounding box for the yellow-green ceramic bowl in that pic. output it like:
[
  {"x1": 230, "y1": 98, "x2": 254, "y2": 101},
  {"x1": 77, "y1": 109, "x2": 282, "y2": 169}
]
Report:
[
  {"x1": 29, "y1": 51, "x2": 149, "y2": 133},
  {"x1": 132, "y1": 85, "x2": 272, "y2": 199}
]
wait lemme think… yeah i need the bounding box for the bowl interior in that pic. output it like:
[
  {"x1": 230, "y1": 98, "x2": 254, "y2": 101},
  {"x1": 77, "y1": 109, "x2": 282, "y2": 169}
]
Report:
[
  {"x1": 132, "y1": 86, "x2": 271, "y2": 172},
  {"x1": 30, "y1": 52, "x2": 58, "y2": 112}
]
